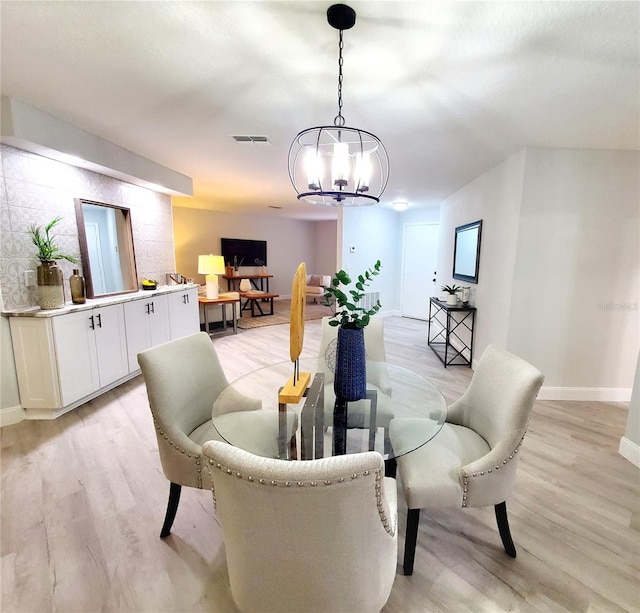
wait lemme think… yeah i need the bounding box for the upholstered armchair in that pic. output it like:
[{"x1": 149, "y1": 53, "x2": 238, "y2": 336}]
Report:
[
  {"x1": 137, "y1": 332, "x2": 296, "y2": 537},
  {"x1": 390, "y1": 344, "x2": 544, "y2": 575},
  {"x1": 319, "y1": 316, "x2": 394, "y2": 452},
  {"x1": 305, "y1": 274, "x2": 331, "y2": 302},
  {"x1": 203, "y1": 441, "x2": 397, "y2": 613}
]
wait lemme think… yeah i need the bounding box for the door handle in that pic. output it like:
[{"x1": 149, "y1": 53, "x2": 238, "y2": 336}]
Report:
[
  {"x1": 150, "y1": 301, "x2": 155, "y2": 314},
  {"x1": 89, "y1": 315, "x2": 95, "y2": 330},
  {"x1": 145, "y1": 303, "x2": 150, "y2": 315},
  {"x1": 96, "y1": 313, "x2": 102, "y2": 328}
]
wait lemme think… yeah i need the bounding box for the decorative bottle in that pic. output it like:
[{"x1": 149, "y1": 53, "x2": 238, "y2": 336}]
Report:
[{"x1": 70, "y1": 269, "x2": 86, "y2": 304}]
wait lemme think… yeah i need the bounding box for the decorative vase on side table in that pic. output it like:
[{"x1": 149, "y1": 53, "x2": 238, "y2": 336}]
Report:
[{"x1": 239, "y1": 279, "x2": 251, "y2": 292}]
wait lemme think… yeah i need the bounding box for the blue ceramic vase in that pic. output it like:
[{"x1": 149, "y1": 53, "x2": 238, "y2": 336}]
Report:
[{"x1": 334, "y1": 326, "x2": 367, "y2": 401}]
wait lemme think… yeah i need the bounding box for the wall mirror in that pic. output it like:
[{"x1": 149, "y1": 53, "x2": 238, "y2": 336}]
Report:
[
  {"x1": 453, "y1": 219, "x2": 482, "y2": 284},
  {"x1": 75, "y1": 198, "x2": 138, "y2": 299}
]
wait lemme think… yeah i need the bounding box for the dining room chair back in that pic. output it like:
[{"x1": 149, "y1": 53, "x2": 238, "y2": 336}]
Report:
[{"x1": 203, "y1": 440, "x2": 398, "y2": 613}]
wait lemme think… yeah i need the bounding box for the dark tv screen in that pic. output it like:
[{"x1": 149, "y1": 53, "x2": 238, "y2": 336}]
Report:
[{"x1": 221, "y1": 238, "x2": 267, "y2": 267}]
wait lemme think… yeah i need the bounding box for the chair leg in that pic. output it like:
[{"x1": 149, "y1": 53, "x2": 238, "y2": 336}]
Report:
[
  {"x1": 494, "y1": 501, "x2": 517, "y2": 558},
  {"x1": 403, "y1": 508, "x2": 420, "y2": 575},
  {"x1": 384, "y1": 457, "x2": 397, "y2": 478},
  {"x1": 160, "y1": 482, "x2": 182, "y2": 538}
]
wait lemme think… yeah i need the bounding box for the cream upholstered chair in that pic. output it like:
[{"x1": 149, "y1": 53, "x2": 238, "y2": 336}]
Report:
[
  {"x1": 390, "y1": 344, "x2": 544, "y2": 575},
  {"x1": 305, "y1": 274, "x2": 331, "y2": 302},
  {"x1": 203, "y1": 441, "x2": 397, "y2": 613},
  {"x1": 319, "y1": 316, "x2": 394, "y2": 451},
  {"x1": 137, "y1": 332, "x2": 296, "y2": 537}
]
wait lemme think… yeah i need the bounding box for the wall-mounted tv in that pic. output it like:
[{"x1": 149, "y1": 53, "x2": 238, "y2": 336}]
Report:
[{"x1": 221, "y1": 238, "x2": 267, "y2": 267}]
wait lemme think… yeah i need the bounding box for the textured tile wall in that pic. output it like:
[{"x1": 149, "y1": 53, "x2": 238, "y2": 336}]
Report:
[{"x1": 0, "y1": 145, "x2": 176, "y2": 310}]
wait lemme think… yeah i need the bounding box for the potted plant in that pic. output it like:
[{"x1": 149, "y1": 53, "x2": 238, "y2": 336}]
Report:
[
  {"x1": 441, "y1": 284, "x2": 462, "y2": 306},
  {"x1": 324, "y1": 260, "x2": 382, "y2": 401},
  {"x1": 28, "y1": 216, "x2": 77, "y2": 309}
]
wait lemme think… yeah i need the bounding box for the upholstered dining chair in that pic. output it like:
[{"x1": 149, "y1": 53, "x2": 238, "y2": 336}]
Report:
[
  {"x1": 389, "y1": 344, "x2": 544, "y2": 575},
  {"x1": 137, "y1": 332, "x2": 296, "y2": 538},
  {"x1": 203, "y1": 440, "x2": 397, "y2": 613},
  {"x1": 319, "y1": 316, "x2": 394, "y2": 451}
]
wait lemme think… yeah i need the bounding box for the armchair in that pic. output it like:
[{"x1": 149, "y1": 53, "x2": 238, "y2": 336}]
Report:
[
  {"x1": 390, "y1": 344, "x2": 544, "y2": 575},
  {"x1": 137, "y1": 332, "x2": 296, "y2": 537}
]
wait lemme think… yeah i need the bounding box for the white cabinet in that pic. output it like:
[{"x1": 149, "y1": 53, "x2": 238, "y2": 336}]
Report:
[
  {"x1": 9, "y1": 303, "x2": 128, "y2": 414},
  {"x1": 6, "y1": 285, "x2": 201, "y2": 419},
  {"x1": 123, "y1": 294, "x2": 170, "y2": 373},
  {"x1": 167, "y1": 287, "x2": 199, "y2": 340},
  {"x1": 52, "y1": 304, "x2": 129, "y2": 406}
]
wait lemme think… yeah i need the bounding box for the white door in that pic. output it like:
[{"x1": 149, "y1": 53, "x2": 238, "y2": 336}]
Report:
[
  {"x1": 94, "y1": 304, "x2": 129, "y2": 386},
  {"x1": 401, "y1": 223, "x2": 440, "y2": 320},
  {"x1": 168, "y1": 288, "x2": 200, "y2": 340}
]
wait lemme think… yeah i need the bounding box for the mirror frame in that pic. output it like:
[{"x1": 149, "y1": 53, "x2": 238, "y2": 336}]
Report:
[
  {"x1": 75, "y1": 198, "x2": 139, "y2": 299},
  {"x1": 453, "y1": 219, "x2": 482, "y2": 284}
]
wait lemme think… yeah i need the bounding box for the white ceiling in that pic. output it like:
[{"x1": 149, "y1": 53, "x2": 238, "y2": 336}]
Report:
[{"x1": 1, "y1": 1, "x2": 638, "y2": 221}]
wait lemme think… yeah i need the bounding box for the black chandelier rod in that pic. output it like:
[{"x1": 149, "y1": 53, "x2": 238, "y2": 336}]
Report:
[{"x1": 334, "y1": 29, "x2": 345, "y2": 128}]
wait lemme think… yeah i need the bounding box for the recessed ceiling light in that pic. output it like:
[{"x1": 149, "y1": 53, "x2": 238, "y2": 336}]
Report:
[{"x1": 392, "y1": 201, "x2": 409, "y2": 211}]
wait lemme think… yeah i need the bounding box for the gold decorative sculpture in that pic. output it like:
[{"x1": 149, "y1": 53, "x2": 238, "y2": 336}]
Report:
[{"x1": 278, "y1": 262, "x2": 311, "y2": 403}]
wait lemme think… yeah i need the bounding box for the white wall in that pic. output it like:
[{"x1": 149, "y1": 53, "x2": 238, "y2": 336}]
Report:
[
  {"x1": 313, "y1": 220, "x2": 338, "y2": 278},
  {"x1": 340, "y1": 207, "x2": 401, "y2": 315},
  {"x1": 438, "y1": 150, "x2": 526, "y2": 353},
  {"x1": 508, "y1": 148, "x2": 639, "y2": 393}
]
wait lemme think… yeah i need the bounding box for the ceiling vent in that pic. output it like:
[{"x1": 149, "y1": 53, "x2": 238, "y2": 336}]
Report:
[{"x1": 232, "y1": 135, "x2": 270, "y2": 144}]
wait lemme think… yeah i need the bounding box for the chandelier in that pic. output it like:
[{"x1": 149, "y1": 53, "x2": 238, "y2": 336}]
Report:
[{"x1": 288, "y1": 4, "x2": 389, "y2": 207}]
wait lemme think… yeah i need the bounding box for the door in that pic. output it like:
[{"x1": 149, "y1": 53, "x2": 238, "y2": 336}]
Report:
[
  {"x1": 168, "y1": 288, "x2": 200, "y2": 340},
  {"x1": 94, "y1": 304, "x2": 129, "y2": 386},
  {"x1": 401, "y1": 223, "x2": 440, "y2": 320}
]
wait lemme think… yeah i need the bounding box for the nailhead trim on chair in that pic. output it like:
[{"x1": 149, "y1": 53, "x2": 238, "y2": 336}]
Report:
[
  {"x1": 154, "y1": 418, "x2": 203, "y2": 489},
  {"x1": 461, "y1": 436, "x2": 525, "y2": 508},
  {"x1": 205, "y1": 459, "x2": 395, "y2": 536}
]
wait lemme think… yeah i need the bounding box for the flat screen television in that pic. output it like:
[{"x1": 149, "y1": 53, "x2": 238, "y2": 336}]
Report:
[{"x1": 221, "y1": 238, "x2": 267, "y2": 267}]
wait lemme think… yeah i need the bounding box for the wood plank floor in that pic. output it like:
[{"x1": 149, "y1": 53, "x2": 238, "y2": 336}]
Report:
[{"x1": 1, "y1": 316, "x2": 638, "y2": 612}]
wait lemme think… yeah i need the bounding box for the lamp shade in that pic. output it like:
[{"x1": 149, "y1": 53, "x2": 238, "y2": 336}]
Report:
[
  {"x1": 198, "y1": 254, "x2": 225, "y2": 299},
  {"x1": 198, "y1": 254, "x2": 225, "y2": 275}
]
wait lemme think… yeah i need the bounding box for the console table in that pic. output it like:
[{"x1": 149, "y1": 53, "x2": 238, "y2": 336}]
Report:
[
  {"x1": 224, "y1": 273, "x2": 273, "y2": 293},
  {"x1": 428, "y1": 298, "x2": 476, "y2": 368}
]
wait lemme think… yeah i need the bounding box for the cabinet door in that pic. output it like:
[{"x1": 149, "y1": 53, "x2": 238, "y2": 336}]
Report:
[
  {"x1": 94, "y1": 304, "x2": 129, "y2": 386},
  {"x1": 52, "y1": 310, "x2": 100, "y2": 406},
  {"x1": 123, "y1": 298, "x2": 153, "y2": 373},
  {"x1": 168, "y1": 288, "x2": 200, "y2": 340},
  {"x1": 123, "y1": 295, "x2": 170, "y2": 373},
  {"x1": 147, "y1": 294, "x2": 170, "y2": 346}
]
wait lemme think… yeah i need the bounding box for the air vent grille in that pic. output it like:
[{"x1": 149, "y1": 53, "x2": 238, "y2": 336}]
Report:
[{"x1": 232, "y1": 135, "x2": 270, "y2": 144}]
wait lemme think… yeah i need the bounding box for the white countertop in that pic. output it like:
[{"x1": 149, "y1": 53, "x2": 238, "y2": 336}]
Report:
[{"x1": 2, "y1": 284, "x2": 200, "y2": 318}]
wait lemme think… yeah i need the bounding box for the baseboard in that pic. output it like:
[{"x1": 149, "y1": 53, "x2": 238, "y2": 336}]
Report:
[
  {"x1": 0, "y1": 404, "x2": 26, "y2": 427},
  {"x1": 537, "y1": 386, "x2": 632, "y2": 402},
  {"x1": 619, "y1": 436, "x2": 640, "y2": 468}
]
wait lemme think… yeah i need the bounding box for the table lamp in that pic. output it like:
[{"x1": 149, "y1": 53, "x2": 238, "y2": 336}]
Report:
[{"x1": 198, "y1": 254, "x2": 225, "y2": 299}]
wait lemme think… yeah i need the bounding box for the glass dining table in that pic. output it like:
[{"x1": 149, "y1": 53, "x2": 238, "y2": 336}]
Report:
[{"x1": 211, "y1": 358, "x2": 448, "y2": 468}]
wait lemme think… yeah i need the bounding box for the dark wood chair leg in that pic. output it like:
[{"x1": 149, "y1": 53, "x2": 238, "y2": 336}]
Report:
[
  {"x1": 403, "y1": 508, "x2": 420, "y2": 575},
  {"x1": 384, "y1": 457, "x2": 397, "y2": 478},
  {"x1": 160, "y1": 482, "x2": 182, "y2": 538},
  {"x1": 495, "y1": 501, "x2": 517, "y2": 557}
]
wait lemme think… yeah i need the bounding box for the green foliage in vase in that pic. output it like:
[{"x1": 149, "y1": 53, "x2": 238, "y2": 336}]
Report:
[
  {"x1": 324, "y1": 260, "x2": 382, "y2": 329},
  {"x1": 28, "y1": 216, "x2": 77, "y2": 264},
  {"x1": 441, "y1": 284, "x2": 463, "y2": 295}
]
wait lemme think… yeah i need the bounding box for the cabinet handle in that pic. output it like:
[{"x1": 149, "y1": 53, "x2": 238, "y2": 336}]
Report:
[
  {"x1": 96, "y1": 313, "x2": 102, "y2": 328},
  {"x1": 89, "y1": 315, "x2": 95, "y2": 330},
  {"x1": 145, "y1": 303, "x2": 150, "y2": 315},
  {"x1": 183, "y1": 294, "x2": 187, "y2": 304},
  {"x1": 150, "y1": 301, "x2": 155, "y2": 314}
]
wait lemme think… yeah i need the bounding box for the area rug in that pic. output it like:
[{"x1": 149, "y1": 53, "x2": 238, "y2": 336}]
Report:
[{"x1": 237, "y1": 299, "x2": 334, "y2": 330}]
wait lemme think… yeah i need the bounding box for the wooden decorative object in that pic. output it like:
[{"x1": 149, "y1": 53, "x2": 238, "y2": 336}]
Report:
[{"x1": 278, "y1": 262, "x2": 310, "y2": 404}]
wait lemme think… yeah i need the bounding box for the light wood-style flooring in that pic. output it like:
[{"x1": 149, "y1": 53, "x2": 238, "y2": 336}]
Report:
[{"x1": 1, "y1": 316, "x2": 638, "y2": 612}]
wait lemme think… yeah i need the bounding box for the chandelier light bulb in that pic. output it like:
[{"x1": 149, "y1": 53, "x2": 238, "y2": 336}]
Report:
[{"x1": 332, "y1": 142, "x2": 350, "y2": 187}]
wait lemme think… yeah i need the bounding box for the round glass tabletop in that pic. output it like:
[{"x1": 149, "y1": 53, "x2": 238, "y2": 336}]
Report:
[{"x1": 212, "y1": 358, "x2": 447, "y2": 461}]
